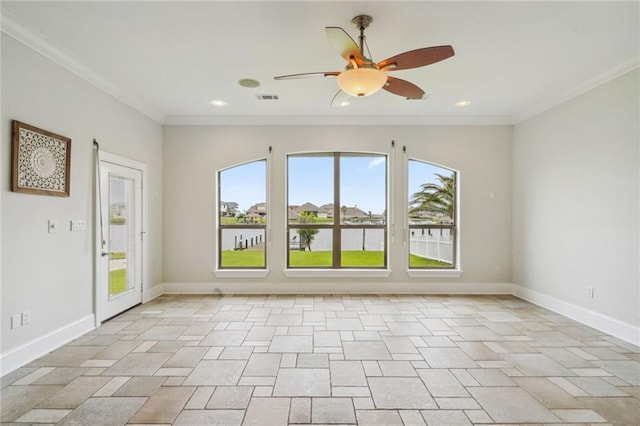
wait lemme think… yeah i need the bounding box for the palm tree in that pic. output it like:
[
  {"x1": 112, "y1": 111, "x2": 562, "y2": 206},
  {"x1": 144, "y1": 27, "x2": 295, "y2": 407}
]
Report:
[
  {"x1": 297, "y1": 212, "x2": 319, "y2": 251},
  {"x1": 409, "y1": 173, "x2": 455, "y2": 220}
]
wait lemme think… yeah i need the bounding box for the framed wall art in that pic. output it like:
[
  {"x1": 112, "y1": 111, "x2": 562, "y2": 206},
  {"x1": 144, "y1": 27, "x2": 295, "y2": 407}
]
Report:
[{"x1": 11, "y1": 120, "x2": 71, "y2": 197}]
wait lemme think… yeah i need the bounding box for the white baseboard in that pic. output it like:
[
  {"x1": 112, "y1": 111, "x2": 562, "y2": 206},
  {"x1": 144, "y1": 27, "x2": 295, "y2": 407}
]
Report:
[
  {"x1": 144, "y1": 283, "x2": 164, "y2": 303},
  {"x1": 1, "y1": 314, "x2": 95, "y2": 377},
  {"x1": 512, "y1": 284, "x2": 639, "y2": 347},
  {"x1": 161, "y1": 281, "x2": 513, "y2": 295}
]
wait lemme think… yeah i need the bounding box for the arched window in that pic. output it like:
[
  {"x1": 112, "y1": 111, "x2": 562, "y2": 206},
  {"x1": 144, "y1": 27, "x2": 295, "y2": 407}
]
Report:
[
  {"x1": 287, "y1": 153, "x2": 387, "y2": 269},
  {"x1": 217, "y1": 159, "x2": 267, "y2": 269},
  {"x1": 408, "y1": 160, "x2": 457, "y2": 269}
]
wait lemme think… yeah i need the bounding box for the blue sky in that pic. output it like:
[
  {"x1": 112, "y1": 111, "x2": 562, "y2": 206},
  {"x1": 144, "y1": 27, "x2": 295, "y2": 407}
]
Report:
[
  {"x1": 408, "y1": 160, "x2": 454, "y2": 203},
  {"x1": 219, "y1": 156, "x2": 452, "y2": 214}
]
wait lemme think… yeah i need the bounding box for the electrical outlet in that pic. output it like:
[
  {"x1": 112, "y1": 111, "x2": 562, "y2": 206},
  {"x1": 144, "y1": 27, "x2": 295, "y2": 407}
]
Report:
[
  {"x1": 11, "y1": 314, "x2": 21, "y2": 329},
  {"x1": 588, "y1": 287, "x2": 595, "y2": 298},
  {"x1": 70, "y1": 220, "x2": 86, "y2": 231},
  {"x1": 494, "y1": 266, "x2": 501, "y2": 274},
  {"x1": 22, "y1": 311, "x2": 31, "y2": 326},
  {"x1": 48, "y1": 219, "x2": 57, "y2": 233}
]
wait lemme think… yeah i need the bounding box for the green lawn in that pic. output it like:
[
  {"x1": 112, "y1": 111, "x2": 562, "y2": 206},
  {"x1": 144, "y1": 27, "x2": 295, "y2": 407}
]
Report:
[
  {"x1": 221, "y1": 250, "x2": 265, "y2": 267},
  {"x1": 409, "y1": 254, "x2": 452, "y2": 268},
  {"x1": 291, "y1": 250, "x2": 333, "y2": 267},
  {"x1": 109, "y1": 268, "x2": 126, "y2": 295},
  {"x1": 221, "y1": 250, "x2": 385, "y2": 267},
  {"x1": 220, "y1": 250, "x2": 451, "y2": 268},
  {"x1": 341, "y1": 251, "x2": 384, "y2": 267}
]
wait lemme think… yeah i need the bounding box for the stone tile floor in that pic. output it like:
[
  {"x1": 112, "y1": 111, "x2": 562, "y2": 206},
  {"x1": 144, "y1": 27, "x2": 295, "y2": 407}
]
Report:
[{"x1": 2, "y1": 294, "x2": 639, "y2": 425}]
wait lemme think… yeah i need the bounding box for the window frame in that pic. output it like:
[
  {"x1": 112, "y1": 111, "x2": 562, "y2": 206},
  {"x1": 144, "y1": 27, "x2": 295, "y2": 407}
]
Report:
[
  {"x1": 216, "y1": 158, "x2": 268, "y2": 271},
  {"x1": 286, "y1": 152, "x2": 388, "y2": 270}
]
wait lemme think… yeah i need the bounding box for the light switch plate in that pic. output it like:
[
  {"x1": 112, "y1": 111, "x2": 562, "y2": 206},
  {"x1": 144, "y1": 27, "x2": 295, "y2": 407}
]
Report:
[{"x1": 11, "y1": 314, "x2": 21, "y2": 329}]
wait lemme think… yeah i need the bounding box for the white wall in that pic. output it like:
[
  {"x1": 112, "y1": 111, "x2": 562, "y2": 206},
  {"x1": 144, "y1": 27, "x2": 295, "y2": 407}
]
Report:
[
  {"x1": 163, "y1": 125, "x2": 512, "y2": 292},
  {"x1": 1, "y1": 35, "x2": 164, "y2": 369},
  {"x1": 512, "y1": 70, "x2": 639, "y2": 341}
]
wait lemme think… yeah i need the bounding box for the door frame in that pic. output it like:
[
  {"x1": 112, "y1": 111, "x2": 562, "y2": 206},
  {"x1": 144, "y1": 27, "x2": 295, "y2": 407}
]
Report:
[{"x1": 94, "y1": 151, "x2": 148, "y2": 327}]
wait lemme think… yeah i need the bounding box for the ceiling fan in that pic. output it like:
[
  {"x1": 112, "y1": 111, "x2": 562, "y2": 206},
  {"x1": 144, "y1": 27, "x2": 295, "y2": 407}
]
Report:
[{"x1": 274, "y1": 15, "x2": 455, "y2": 107}]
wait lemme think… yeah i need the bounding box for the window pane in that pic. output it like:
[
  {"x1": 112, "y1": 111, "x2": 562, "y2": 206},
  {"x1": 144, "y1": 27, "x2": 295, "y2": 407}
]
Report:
[
  {"x1": 218, "y1": 160, "x2": 267, "y2": 269},
  {"x1": 109, "y1": 174, "x2": 135, "y2": 297},
  {"x1": 409, "y1": 227, "x2": 454, "y2": 268},
  {"x1": 340, "y1": 154, "x2": 386, "y2": 224},
  {"x1": 288, "y1": 228, "x2": 332, "y2": 267},
  {"x1": 288, "y1": 155, "x2": 334, "y2": 225},
  {"x1": 341, "y1": 228, "x2": 385, "y2": 267},
  {"x1": 220, "y1": 228, "x2": 265, "y2": 267},
  {"x1": 408, "y1": 161, "x2": 455, "y2": 225},
  {"x1": 220, "y1": 160, "x2": 266, "y2": 225}
]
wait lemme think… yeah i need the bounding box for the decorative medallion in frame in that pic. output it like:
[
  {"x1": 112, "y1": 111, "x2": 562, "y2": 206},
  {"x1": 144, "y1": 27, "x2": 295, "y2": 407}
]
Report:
[{"x1": 11, "y1": 120, "x2": 71, "y2": 197}]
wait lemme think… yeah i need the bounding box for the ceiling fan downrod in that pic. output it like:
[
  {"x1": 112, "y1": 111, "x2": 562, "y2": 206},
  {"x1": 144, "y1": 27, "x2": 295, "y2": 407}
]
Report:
[{"x1": 351, "y1": 15, "x2": 373, "y2": 58}]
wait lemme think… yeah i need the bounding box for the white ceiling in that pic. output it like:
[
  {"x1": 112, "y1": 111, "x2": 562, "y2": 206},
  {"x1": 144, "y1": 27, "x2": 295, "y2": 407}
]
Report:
[{"x1": 2, "y1": 1, "x2": 638, "y2": 125}]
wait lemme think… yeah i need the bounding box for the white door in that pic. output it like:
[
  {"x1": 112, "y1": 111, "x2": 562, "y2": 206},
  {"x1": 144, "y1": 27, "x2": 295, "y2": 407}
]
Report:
[{"x1": 99, "y1": 159, "x2": 143, "y2": 320}]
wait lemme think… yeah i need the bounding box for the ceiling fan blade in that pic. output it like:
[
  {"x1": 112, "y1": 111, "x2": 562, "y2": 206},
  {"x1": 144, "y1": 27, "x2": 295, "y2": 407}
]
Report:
[
  {"x1": 274, "y1": 72, "x2": 340, "y2": 80},
  {"x1": 378, "y1": 45, "x2": 454, "y2": 71},
  {"x1": 326, "y1": 27, "x2": 362, "y2": 63},
  {"x1": 383, "y1": 76, "x2": 425, "y2": 99},
  {"x1": 331, "y1": 90, "x2": 352, "y2": 107}
]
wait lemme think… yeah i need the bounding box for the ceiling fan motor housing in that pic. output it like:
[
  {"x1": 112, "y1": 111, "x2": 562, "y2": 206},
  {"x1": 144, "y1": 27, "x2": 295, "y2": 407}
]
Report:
[{"x1": 337, "y1": 64, "x2": 388, "y2": 97}]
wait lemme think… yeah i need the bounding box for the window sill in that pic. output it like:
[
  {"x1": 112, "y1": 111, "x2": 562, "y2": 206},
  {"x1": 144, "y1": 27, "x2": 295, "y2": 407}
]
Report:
[
  {"x1": 406, "y1": 269, "x2": 463, "y2": 278},
  {"x1": 283, "y1": 269, "x2": 392, "y2": 278},
  {"x1": 214, "y1": 269, "x2": 270, "y2": 278}
]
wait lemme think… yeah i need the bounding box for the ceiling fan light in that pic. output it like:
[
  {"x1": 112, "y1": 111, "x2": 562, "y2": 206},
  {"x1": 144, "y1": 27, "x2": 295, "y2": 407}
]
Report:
[{"x1": 336, "y1": 68, "x2": 387, "y2": 97}]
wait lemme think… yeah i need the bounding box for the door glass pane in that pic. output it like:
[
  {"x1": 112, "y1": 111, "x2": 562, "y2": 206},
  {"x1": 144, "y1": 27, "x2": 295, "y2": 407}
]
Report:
[
  {"x1": 408, "y1": 227, "x2": 454, "y2": 268},
  {"x1": 220, "y1": 228, "x2": 266, "y2": 267},
  {"x1": 109, "y1": 175, "x2": 135, "y2": 297},
  {"x1": 340, "y1": 154, "x2": 386, "y2": 225},
  {"x1": 288, "y1": 154, "x2": 334, "y2": 225},
  {"x1": 341, "y1": 228, "x2": 385, "y2": 267},
  {"x1": 288, "y1": 228, "x2": 332, "y2": 267}
]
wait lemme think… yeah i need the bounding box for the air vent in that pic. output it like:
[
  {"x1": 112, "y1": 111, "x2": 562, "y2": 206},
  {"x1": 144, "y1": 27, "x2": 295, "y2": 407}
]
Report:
[{"x1": 255, "y1": 94, "x2": 279, "y2": 101}]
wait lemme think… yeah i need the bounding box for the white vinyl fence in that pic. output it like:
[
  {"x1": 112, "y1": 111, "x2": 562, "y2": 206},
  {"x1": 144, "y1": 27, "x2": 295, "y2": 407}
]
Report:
[{"x1": 409, "y1": 228, "x2": 454, "y2": 264}]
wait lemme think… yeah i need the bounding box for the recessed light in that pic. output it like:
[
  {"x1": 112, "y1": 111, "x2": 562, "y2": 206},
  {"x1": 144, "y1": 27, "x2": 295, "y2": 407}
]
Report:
[
  {"x1": 455, "y1": 100, "x2": 471, "y2": 107},
  {"x1": 238, "y1": 78, "x2": 260, "y2": 88},
  {"x1": 210, "y1": 99, "x2": 227, "y2": 107}
]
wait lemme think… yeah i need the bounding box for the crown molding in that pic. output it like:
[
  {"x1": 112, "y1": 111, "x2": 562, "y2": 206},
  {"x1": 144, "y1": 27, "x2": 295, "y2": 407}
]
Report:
[
  {"x1": 0, "y1": 9, "x2": 166, "y2": 124},
  {"x1": 164, "y1": 114, "x2": 513, "y2": 126},
  {"x1": 3, "y1": 7, "x2": 635, "y2": 128},
  {"x1": 511, "y1": 56, "x2": 640, "y2": 124}
]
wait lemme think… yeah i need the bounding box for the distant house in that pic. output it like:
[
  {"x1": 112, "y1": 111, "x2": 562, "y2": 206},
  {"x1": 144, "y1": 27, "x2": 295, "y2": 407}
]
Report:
[
  {"x1": 246, "y1": 202, "x2": 266, "y2": 220},
  {"x1": 287, "y1": 203, "x2": 374, "y2": 221},
  {"x1": 297, "y1": 202, "x2": 319, "y2": 217},
  {"x1": 318, "y1": 203, "x2": 333, "y2": 219},
  {"x1": 342, "y1": 206, "x2": 368, "y2": 220},
  {"x1": 410, "y1": 209, "x2": 453, "y2": 224},
  {"x1": 220, "y1": 201, "x2": 239, "y2": 217}
]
